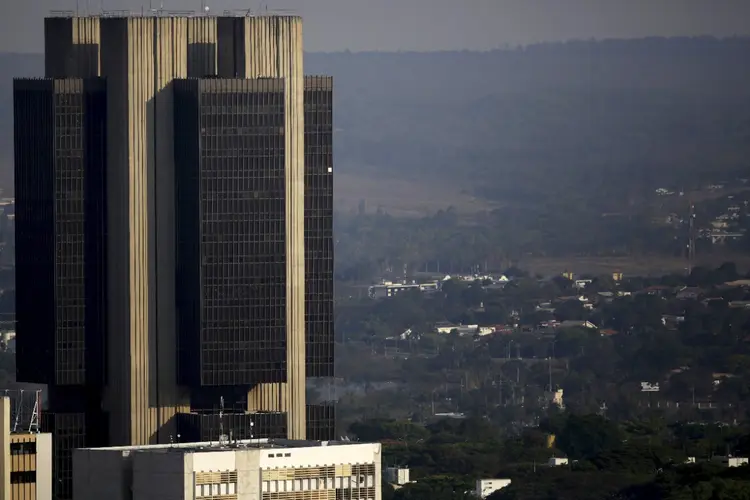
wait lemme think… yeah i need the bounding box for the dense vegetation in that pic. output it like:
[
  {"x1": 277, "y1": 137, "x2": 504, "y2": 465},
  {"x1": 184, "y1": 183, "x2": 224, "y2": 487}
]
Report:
[
  {"x1": 329, "y1": 263, "x2": 750, "y2": 433},
  {"x1": 333, "y1": 199, "x2": 750, "y2": 280},
  {"x1": 359, "y1": 414, "x2": 750, "y2": 500}
]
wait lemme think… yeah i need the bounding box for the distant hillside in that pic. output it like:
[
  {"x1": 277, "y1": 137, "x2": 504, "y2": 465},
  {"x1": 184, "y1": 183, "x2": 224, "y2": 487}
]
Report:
[
  {"x1": 3, "y1": 38, "x2": 750, "y2": 206},
  {"x1": 305, "y1": 38, "x2": 750, "y2": 208}
]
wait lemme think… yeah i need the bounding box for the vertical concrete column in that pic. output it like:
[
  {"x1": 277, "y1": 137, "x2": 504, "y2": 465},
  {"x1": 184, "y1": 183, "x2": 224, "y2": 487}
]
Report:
[
  {"x1": 0, "y1": 398, "x2": 9, "y2": 500},
  {"x1": 45, "y1": 17, "x2": 101, "y2": 78},
  {"x1": 187, "y1": 17, "x2": 218, "y2": 77},
  {"x1": 100, "y1": 16, "x2": 188, "y2": 446}
]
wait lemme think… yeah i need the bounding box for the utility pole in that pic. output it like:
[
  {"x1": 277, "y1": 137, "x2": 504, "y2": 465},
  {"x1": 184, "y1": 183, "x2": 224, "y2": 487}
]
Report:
[
  {"x1": 687, "y1": 200, "x2": 696, "y2": 276},
  {"x1": 548, "y1": 358, "x2": 553, "y2": 392}
]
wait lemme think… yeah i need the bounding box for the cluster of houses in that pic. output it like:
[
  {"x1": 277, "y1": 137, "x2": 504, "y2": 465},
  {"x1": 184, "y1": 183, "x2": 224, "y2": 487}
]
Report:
[
  {"x1": 424, "y1": 275, "x2": 750, "y2": 339},
  {"x1": 367, "y1": 273, "x2": 510, "y2": 299},
  {"x1": 703, "y1": 199, "x2": 747, "y2": 244}
]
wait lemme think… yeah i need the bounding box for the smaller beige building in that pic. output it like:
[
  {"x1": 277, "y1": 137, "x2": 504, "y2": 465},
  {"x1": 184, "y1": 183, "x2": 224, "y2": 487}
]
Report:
[
  {"x1": 74, "y1": 438, "x2": 382, "y2": 500},
  {"x1": 0, "y1": 397, "x2": 52, "y2": 500}
]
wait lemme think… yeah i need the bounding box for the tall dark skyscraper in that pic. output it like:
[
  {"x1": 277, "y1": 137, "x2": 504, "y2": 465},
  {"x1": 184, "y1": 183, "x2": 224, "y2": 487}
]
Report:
[
  {"x1": 14, "y1": 13, "x2": 334, "y2": 499},
  {"x1": 14, "y1": 77, "x2": 109, "y2": 494}
]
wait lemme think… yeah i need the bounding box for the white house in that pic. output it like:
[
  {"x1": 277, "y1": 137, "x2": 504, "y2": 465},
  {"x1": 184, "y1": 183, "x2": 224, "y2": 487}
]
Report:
[{"x1": 475, "y1": 478, "x2": 511, "y2": 498}]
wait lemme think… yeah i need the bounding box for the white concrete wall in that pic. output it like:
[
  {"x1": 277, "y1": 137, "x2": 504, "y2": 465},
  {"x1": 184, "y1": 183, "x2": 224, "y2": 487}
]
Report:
[
  {"x1": 0, "y1": 398, "x2": 9, "y2": 500},
  {"x1": 258, "y1": 443, "x2": 381, "y2": 469},
  {"x1": 190, "y1": 450, "x2": 236, "y2": 472},
  {"x1": 235, "y1": 450, "x2": 261, "y2": 500},
  {"x1": 34, "y1": 433, "x2": 52, "y2": 500}
]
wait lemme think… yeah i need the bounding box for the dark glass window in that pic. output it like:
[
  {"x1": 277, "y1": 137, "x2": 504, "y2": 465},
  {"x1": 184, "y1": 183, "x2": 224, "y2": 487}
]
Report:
[
  {"x1": 11, "y1": 471, "x2": 36, "y2": 484},
  {"x1": 175, "y1": 79, "x2": 288, "y2": 387},
  {"x1": 10, "y1": 442, "x2": 36, "y2": 455}
]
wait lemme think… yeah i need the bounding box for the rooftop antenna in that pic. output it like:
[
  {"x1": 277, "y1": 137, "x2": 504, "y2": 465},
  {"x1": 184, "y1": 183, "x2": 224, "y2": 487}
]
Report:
[
  {"x1": 218, "y1": 396, "x2": 228, "y2": 446},
  {"x1": 687, "y1": 200, "x2": 696, "y2": 276}
]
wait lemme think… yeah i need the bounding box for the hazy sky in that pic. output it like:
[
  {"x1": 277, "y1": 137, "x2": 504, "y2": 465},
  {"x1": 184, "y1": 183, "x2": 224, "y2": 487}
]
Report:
[{"x1": 3, "y1": 0, "x2": 750, "y2": 53}]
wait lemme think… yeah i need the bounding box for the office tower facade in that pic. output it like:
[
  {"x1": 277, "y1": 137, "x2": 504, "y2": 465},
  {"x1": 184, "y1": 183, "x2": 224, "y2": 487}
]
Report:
[
  {"x1": 303, "y1": 76, "x2": 335, "y2": 441},
  {"x1": 15, "y1": 13, "x2": 332, "y2": 499},
  {"x1": 13, "y1": 78, "x2": 109, "y2": 498},
  {"x1": 173, "y1": 77, "x2": 290, "y2": 438}
]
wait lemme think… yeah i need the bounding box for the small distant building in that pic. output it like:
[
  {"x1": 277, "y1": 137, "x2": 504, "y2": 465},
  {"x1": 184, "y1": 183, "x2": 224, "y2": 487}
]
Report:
[
  {"x1": 434, "y1": 323, "x2": 478, "y2": 336},
  {"x1": 491, "y1": 325, "x2": 514, "y2": 335},
  {"x1": 723, "y1": 280, "x2": 750, "y2": 288},
  {"x1": 574, "y1": 279, "x2": 592, "y2": 290},
  {"x1": 368, "y1": 280, "x2": 440, "y2": 299},
  {"x1": 558, "y1": 320, "x2": 597, "y2": 330},
  {"x1": 712, "y1": 456, "x2": 749, "y2": 468},
  {"x1": 0, "y1": 396, "x2": 52, "y2": 500},
  {"x1": 385, "y1": 466, "x2": 410, "y2": 485},
  {"x1": 548, "y1": 457, "x2": 569, "y2": 467},
  {"x1": 640, "y1": 285, "x2": 672, "y2": 297},
  {"x1": 676, "y1": 287, "x2": 704, "y2": 300},
  {"x1": 545, "y1": 389, "x2": 564, "y2": 409},
  {"x1": 475, "y1": 478, "x2": 511, "y2": 498}
]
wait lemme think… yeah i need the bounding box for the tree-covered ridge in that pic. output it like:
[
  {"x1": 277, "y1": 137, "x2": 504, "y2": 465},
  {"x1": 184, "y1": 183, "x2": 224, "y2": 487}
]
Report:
[
  {"x1": 354, "y1": 415, "x2": 750, "y2": 500},
  {"x1": 3, "y1": 37, "x2": 750, "y2": 195}
]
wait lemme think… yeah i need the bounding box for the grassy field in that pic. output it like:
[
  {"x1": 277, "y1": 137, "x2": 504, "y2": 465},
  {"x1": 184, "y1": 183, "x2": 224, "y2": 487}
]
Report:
[{"x1": 334, "y1": 171, "x2": 496, "y2": 217}]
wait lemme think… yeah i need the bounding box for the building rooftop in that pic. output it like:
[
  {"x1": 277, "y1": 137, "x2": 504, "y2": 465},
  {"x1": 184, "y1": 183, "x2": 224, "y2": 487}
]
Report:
[
  {"x1": 81, "y1": 438, "x2": 366, "y2": 454},
  {"x1": 47, "y1": 10, "x2": 299, "y2": 19}
]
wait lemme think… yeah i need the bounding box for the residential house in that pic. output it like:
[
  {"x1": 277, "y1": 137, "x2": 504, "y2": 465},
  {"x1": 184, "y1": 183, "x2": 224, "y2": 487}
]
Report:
[
  {"x1": 435, "y1": 322, "x2": 478, "y2": 336},
  {"x1": 712, "y1": 456, "x2": 749, "y2": 468},
  {"x1": 676, "y1": 287, "x2": 704, "y2": 300},
  {"x1": 574, "y1": 279, "x2": 593, "y2": 290},
  {"x1": 475, "y1": 479, "x2": 512, "y2": 499},
  {"x1": 639, "y1": 285, "x2": 672, "y2": 297},
  {"x1": 548, "y1": 457, "x2": 569, "y2": 467},
  {"x1": 661, "y1": 315, "x2": 686, "y2": 329},
  {"x1": 558, "y1": 320, "x2": 597, "y2": 330}
]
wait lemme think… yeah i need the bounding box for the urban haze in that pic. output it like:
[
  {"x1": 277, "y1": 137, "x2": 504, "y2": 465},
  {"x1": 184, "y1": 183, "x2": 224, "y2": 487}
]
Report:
[{"x1": 1, "y1": 1, "x2": 750, "y2": 500}]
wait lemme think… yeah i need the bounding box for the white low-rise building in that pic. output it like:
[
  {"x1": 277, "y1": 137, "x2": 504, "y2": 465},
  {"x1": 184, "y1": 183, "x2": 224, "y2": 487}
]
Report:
[
  {"x1": 712, "y1": 456, "x2": 749, "y2": 468},
  {"x1": 475, "y1": 478, "x2": 511, "y2": 498},
  {"x1": 385, "y1": 466, "x2": 410, "y2": 485},
  {"x1": 74, "y1": 438, "x2": 382, "y2": 500},
  {"x1": 548, "y1": 457, "x2": 569, "y2": 467}
]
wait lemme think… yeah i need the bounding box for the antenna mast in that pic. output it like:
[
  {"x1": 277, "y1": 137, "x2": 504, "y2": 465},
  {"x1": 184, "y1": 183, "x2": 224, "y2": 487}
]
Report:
[
  {"x1": 218, "y1": 396, "x2": 228, "y2": 446},
  {"x1": 687, "y1": 200, "x2": 696, "y2": 275}
]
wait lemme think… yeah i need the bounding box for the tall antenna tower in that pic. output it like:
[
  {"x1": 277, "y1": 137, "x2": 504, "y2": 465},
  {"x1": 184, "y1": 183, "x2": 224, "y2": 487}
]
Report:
[{"x1": 687, "y1": 201, "x2": 696, "y2": 275}]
